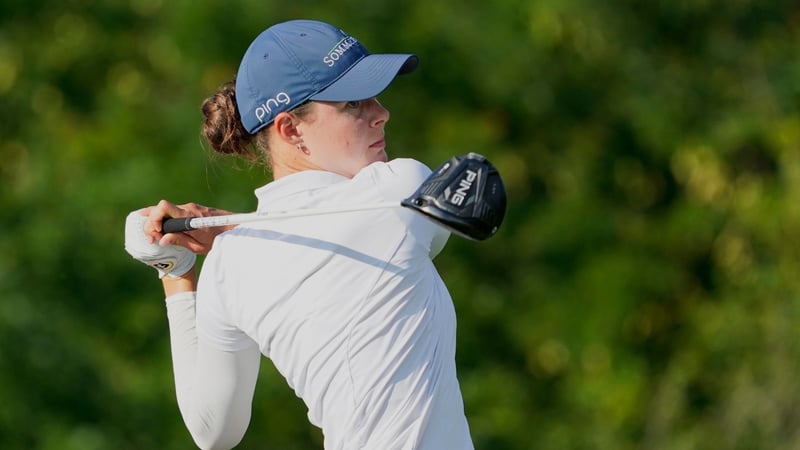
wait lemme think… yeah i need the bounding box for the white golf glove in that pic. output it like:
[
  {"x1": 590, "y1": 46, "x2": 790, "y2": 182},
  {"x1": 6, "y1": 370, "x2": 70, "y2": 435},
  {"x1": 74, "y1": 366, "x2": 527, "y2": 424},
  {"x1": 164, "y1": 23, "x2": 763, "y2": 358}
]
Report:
[{"x1": 124, "y1": 210, "x2": 196, "y2": 278}]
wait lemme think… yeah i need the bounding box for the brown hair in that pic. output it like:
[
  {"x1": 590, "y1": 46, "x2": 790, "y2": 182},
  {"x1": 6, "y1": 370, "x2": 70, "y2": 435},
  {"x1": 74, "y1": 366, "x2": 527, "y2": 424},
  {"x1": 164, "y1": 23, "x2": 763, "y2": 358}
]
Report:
[{"x1": 201, "y1": 79, "x2": 312, "y2": 168}]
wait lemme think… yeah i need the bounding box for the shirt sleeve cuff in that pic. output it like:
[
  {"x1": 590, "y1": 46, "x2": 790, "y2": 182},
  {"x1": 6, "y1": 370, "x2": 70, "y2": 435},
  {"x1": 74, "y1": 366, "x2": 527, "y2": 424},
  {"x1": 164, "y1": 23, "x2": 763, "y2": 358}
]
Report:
[{"x1": 165, "y1": 291, "x2": 197, "y2": 305}]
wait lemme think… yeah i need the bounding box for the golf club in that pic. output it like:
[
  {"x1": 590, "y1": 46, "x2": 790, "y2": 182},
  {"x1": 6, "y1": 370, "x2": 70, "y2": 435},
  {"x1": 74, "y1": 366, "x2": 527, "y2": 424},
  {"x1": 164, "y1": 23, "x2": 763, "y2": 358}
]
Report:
[{"x1": 162, "y1": 152, "x2": 507, "y2": 241}]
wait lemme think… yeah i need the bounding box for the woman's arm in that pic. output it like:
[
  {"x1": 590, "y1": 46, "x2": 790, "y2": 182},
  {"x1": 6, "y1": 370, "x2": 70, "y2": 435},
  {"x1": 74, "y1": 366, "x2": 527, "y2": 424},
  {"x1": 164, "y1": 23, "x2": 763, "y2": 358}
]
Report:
[
  {"x1": 126, "y1": 204, "x2": 261, "y2": 449},
  {"x1": 163, "y1": 270, "x2": 261, "y2": 450}
]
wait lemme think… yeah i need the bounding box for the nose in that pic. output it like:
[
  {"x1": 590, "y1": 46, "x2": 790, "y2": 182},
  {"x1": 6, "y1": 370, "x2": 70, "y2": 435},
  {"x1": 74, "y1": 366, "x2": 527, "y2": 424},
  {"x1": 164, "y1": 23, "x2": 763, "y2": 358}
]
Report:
[{"x1": 368, "y1": 98, "x2": 390, "y2": 127}]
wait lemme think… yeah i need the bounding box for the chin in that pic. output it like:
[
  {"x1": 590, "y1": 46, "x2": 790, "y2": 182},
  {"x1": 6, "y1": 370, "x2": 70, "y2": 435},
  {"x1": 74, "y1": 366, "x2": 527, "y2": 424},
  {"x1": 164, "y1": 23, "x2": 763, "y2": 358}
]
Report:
[{"x1": 374, "y1": 149, "x2": 388, "y2": 163}]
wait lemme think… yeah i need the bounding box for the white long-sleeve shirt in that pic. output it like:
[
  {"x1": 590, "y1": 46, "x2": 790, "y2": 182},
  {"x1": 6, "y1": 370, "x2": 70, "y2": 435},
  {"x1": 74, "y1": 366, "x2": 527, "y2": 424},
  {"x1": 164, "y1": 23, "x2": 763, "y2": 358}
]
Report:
[{"x1": 165, "y1": 158, "x2": 473, "y2": 449}]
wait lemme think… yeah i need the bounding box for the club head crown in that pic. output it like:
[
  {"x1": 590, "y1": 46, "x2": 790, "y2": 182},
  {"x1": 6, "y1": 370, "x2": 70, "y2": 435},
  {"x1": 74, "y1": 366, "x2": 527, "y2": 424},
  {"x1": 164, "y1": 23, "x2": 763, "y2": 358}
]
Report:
[{"x1": 402, "y1": 152, "x2": 507, "y2": 241}]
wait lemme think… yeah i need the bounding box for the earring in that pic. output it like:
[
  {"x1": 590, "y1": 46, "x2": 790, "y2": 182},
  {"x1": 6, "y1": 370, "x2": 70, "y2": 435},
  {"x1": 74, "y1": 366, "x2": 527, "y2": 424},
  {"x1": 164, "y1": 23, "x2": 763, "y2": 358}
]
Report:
[{"x1": 297, "y1": 143, "x2": 309, "y2": 155}]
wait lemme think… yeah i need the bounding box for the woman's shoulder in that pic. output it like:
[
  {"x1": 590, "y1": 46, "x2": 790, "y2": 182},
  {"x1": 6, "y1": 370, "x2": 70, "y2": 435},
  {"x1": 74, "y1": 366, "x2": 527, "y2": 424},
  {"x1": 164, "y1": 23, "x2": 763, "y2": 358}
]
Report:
[
  {"x1": 365, "y1": 157, "x2": 432, "y2": 185},
  {"x1": 355, "y1": 158, "x2": 432, "y2": 201},
  {"x1": 384, "y1": 158, "x2": 432, "y2": 178}
]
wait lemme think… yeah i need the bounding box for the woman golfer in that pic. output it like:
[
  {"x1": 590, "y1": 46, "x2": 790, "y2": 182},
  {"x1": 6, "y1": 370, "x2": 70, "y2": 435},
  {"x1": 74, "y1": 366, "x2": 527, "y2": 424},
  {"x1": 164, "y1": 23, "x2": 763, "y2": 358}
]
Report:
[{"x1": 125, "y1": 19, "x2": 473, "y2": 449}]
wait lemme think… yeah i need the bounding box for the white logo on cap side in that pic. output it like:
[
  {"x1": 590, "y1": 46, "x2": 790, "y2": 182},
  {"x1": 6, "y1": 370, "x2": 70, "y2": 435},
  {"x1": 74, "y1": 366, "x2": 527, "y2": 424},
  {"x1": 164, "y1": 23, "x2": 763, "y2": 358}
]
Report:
[
  {"x1": 255, "y1": 92, "x2": 292, "y2": 124},
  {"x1": 323, "y1": 36, "x2": 359, "y2": 67}
]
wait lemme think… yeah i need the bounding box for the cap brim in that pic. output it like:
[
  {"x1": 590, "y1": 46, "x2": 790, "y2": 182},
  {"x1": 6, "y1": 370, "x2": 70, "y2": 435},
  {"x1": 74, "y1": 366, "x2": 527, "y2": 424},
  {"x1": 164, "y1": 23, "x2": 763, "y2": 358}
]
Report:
[{"x1": 310, "y1": 54, "x2": 418, "y2": 102}]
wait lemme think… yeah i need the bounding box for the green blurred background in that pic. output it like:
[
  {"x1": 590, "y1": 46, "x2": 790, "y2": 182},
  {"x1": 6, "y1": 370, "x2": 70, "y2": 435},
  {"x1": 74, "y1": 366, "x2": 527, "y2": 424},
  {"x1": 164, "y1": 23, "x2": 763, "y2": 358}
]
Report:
[{"x1": 2, "y1": 0, "x2": 800, "y2": 449}]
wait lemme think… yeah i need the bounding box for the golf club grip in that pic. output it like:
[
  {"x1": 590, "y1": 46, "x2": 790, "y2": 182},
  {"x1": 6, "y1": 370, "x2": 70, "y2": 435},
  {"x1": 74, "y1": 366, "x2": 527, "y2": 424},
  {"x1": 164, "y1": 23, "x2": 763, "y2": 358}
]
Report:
[{"x1": 162, "y1": 217, "x2": 197, "y2": 233}]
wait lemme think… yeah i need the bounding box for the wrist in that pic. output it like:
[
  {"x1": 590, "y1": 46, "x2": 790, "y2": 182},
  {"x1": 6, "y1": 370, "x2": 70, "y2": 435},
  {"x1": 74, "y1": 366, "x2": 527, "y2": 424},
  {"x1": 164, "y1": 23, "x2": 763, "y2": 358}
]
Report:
[{"x1": 162, "y1": 265, "x2": 197, "y2": 297}]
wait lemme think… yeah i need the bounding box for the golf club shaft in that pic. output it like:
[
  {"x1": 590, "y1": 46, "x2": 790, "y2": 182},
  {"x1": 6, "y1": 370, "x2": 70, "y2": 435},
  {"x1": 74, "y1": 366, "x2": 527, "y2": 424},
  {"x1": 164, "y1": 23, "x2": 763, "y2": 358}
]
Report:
[{"x1": 162, "y1": 201, "x2": 401, "y2": 233}]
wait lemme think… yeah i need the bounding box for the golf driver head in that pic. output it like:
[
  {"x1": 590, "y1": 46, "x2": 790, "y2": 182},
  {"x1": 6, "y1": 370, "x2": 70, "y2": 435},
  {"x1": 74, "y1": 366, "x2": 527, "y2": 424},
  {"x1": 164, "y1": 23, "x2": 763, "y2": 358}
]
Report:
[{"x1": 401, "y1": 152, "x2": 507, "y2": 241}]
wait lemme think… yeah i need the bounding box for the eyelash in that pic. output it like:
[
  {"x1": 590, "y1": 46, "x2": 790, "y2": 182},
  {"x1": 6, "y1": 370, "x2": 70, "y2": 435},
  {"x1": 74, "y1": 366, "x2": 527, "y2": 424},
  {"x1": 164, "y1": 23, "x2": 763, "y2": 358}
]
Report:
[{"x1": 345, "y1": 100, "x2": 362, "y2": 109}]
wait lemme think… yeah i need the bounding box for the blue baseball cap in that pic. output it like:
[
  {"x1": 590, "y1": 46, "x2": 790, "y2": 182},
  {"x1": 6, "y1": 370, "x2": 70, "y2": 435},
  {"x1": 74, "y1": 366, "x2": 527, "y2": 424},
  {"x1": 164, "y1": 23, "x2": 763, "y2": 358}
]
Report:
[{"x1": 235, "y1": 20, "x2": 418, "y2": 134}]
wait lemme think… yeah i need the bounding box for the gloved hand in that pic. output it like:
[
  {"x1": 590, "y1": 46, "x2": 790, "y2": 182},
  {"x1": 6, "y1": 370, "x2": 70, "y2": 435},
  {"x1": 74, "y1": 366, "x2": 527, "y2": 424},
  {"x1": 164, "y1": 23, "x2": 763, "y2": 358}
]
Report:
[{"x1": 124, "y1": 210, "x2": 196, "y2": 278}]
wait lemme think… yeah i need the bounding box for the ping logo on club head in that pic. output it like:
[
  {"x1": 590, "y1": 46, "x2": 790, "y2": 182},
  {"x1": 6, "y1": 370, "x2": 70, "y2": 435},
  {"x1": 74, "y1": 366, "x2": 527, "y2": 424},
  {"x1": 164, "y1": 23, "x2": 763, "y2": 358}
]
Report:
[{"x1": 450, "y1": 169, "x2": 478, "y2": 206}]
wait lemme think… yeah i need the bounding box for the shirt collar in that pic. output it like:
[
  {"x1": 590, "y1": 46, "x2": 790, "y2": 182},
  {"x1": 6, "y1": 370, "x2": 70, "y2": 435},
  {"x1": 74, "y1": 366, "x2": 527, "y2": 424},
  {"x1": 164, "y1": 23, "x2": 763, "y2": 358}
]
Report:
[{"x1": 254, "y1": 170, "x2": 348, "y2": 213}]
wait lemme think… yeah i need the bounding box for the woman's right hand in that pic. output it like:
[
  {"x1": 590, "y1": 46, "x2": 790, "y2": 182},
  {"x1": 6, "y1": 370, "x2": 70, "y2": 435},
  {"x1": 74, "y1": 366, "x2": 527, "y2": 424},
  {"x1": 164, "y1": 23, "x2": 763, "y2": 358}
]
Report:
[{"x1": 143, "y1": 200, "x2": 235, "y2": 255}]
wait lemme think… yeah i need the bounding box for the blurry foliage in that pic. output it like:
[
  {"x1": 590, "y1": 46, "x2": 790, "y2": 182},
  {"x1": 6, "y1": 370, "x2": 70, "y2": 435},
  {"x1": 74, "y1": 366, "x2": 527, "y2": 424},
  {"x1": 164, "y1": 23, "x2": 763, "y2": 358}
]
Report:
[{"x1": 1, "y1": 0, "x2": 800, "y2": 449}]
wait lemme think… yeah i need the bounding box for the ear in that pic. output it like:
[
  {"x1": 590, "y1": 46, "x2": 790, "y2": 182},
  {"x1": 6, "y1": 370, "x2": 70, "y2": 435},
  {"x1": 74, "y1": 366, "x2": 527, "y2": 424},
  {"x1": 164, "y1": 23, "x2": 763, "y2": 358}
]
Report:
[{"x1": 273, "y1": 112, "x2": 302, "y2": 145}]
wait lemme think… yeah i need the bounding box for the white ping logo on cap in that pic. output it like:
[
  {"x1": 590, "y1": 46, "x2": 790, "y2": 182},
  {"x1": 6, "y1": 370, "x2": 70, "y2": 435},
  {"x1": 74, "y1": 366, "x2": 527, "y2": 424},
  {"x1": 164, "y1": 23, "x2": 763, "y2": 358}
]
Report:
[{"x1": 255, "y1": 92, "x2": 292, "y2": 123}]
